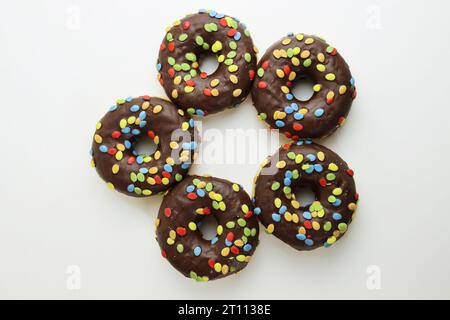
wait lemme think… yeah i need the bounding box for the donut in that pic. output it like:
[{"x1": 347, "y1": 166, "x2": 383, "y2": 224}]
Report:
[
  {"x1": 156, "y1": 175, "x2": 259, "y2": 281},
  {"x1": 252, "y1": 34, "x2": 357, "y2": 140},
  {"x1": 156, "y1": 9, "x2": 257, "y2": 116},
  {"x1": 90, "y1": 96, "x2": 197, "y2": 197},
  {"x1": 252, "y1": 141, "x2": 358, "y2": 250}
]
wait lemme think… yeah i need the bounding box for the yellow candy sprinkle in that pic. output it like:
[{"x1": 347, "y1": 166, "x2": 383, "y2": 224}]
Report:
[
  {"x1": 210, "y1": 79, "x2": 220, "y2": 87},
  {"x1": 282, "y1": 38, "x2": 292, "y2": 45},
  {"x1": 317, "y1": 53, "x2": 325, "y2": 63},
  {"x1": 233, "y1": 89, "x2": 242, "y2": 97},
  {"x1": 127, "y1": 116, "x2": 136, "y2": 125},
  {"x1": 188, "y1": 222, "x2": 197, "y2": 231},
  {"x1": 276, "y1": 69, "x2": 285, "y2": 78},
  {"x1": 169, "y1": 142, "x2": 178, "y2": 149},
  {"x1": 305, "y1": 37, "x2": 315, "y2": 45},
  {"x1": 119, "y1": 119, "x2": 127, "y2": 129},
  {"x1": 221, "y1": 247, "x2": 230, "y2": 257},
  {"x1": 214, "y1": 263, "x2": 222, "y2": 273},
  {"x1": 300, "y1": 50, "x2": 310, "y2": 59},
  {"x1": 230, "y1": 75, "x2": 238, "y2": 84},
  {"x1": 295, "y1": 34, "x2": 304, "y2": 41},
  {"x1": 96, "y1": 122, "x2": 102, "y2": 130},
  {"x1": 142, "y1": 101, "x2": 150, "y2": 110},
  {"x1": 171, "y1": 89, "x2": 178, "y2": 99},
  {"x1": 291, "y1": 57, "x2": 300, "y2": 66},
  {"x1": 276, "y1": 161, "x2": 286, "y2": 168},
  {"x1": 147, "y1": 177, "x2": 156, "y2": 185},
  {"x1": 328, "y1": 163, "x2": 339, "y2": 171},
  {"x1": 149, "y1": 167, "x2": 158, "y2": 174},
  {"x1": 313, "y1": 84, "x2": 322, "y2": 92},
  {"x1": 211, "y1": 89, "x2": 219, "y2": 96},
  {"x1": 153, "y1": 105, "x2": 162, "y2": 114},
  {"x1": 295, "y1": 154, "x2": 304, "y2": 164},
  {"x1": 173, "y1": 76, "x2": 182, "y2": 85},
  {"x1": 266, "y1": 224, "x2": 274, "y2": 234},
  {"x1": 115, "y1": 151, "x2": 123, "y2": 161},
  {"x1": 117, "y1": 144, "x2": 125, "y2": 152},
  {"x1": 339, "y1": 85, "x2": 347, "y2": 95},
  {"x1": 291, "y1": 200, "x2": 300, "y2": 209},
  {"x1": 312, "y1": 221, "x2": 321, "y2": 230},
  {"x1": 325, "y1": 73, "x2": 336, "y2": 81},
  {"x1": 154, "y1": 218, "x2": 160, "y2": 227},
  {"x1": 107, "y1": 182, "x2": 115, "y2": 190},
  {"x1": 317, "y1": 151, "x2": 325, "y2": 161},
  {"x1": 281, "y1": 86, "x2": 290, "y2": 94},
  {"x1": 94, "y1": 134, "x2": 102, "y2": 144},
  {"x1": 316, "y1": 64, "x2": 326, "y2": 72},
  {"x1": 112, "y1": 164, "x2": 120, "y2": 174},
  {"x1": 232, "y1": 184, "x2": 240, "y2": 192},
  {"x1": 162, "y1": 177, "x2": 169, "y2": 185}
]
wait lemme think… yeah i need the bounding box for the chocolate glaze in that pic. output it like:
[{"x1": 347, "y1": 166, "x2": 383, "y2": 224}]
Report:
[
  {"x1": 253, "y1": 141, "x2": 358, "y2": 250},
  {"x1": 157, "y1": 10, "x2": 257, "y2": 116},
  {"x1": 156, "y1": 175, "x2": 259, "y2": 281},
  {"x1": 252, "y1": 34, "x2": 356, "y2": 140},
  {"x1": 91, "y1": 96, "x2": 197, "y2": 197}
]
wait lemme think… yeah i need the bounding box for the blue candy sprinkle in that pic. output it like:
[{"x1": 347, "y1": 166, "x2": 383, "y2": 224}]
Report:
[
  {"x1": 303, "y1": 211, "x2": 312, "y2": 220},
  {"x1": 127, "y1": 184, "x2": 135, "y2": 193},
  {"x1": 139, "y1": 111, "x2": 146, "y2": 120},
  {"x1": 125, "y1": 96, "x2": 133, "y2": 102},
  {"x1": 279, "y1": 206, "x2": 287, "y2": 214},
  {"x1": 284, "y1": 178, "x2": 291, "y2": 186},
  {"x1": 136, "y1": 156, "x2": 144, "y2": 164},
  {"x1": 211, "y1": 236, "x2": 219, "y2": 245},
  {"x1": 285, "y1": 171, "x2": 292, "y2": 179},
  {"x1": 243, "y1": 244, "x2": 252, "y2": 252},
  {"x1": 196, "y1": 109, "x2": 205, "y2": 116},
  {"x1": 332, "y1": 213, "x2": 342, "y2": 221},
  {"x1": 124, "y1": 140, "x2": 132, "y2": 149},
  {"x1": 99, "y1": 145, "x2": 108, "y2": 153},
  {"x1": 163, "y1": 164, "x2": 172, "y2": 173},
  {"x1": 225, "y1": 239, "x2": 232, "y2": 247},
  {"x1": 314, "y1": 108, "x2": 325, "y2": 118},
  {"x1": 294, "y1": 112, "x2": 304, "y2": 120},
  {"x1": 139, "y1": 168, "x2": 149, "y2": 174},
  {"x1": 156, "y1": 63, "x2": 162, "y2": 71},
  {"x1": 186, "y1": 185, "x2": 195, "y2": 193},
  {"x1": 333, "y1": 199, "x2": 342, "y2": 207},
  {"x1": 181, "y1": 163, "x2": 190, "y2": 169},
  {"x1": 296, "y1": 234, "x2": 306, "y2": 241},
  {"x1": 109, "y1": 105, "x2": 118, "y2": 112},
  {"x1": 314, "y1": 164, "x2": 323, "y2": 172},
  {"x1": 254, "y1": 207, "x2": 261, "y2": 215},
  {"x1": 196, "y1": 189, "x2": 205, "y2": 197},
  {"x1": 305, "y1": 239, "x2": 314, "y2": 246},
  {"x1": 275, "y1": 120, "x2": 285, "y2": 128},
  {"x1": 306, "y1": 154, "x2": 316, "y2": 161},
  {"x1": 193, "y1": 246, "x2": 202, "y2": 256},
  {"x1": 291, "y1": 103, "x2": 299, "y2": 111},
  {"x1": 234, "y1": 32, "x2": 241, "y2": 41},
  {"x1": 286, "y1": 93, "x2": 294, "y2": 101},
  {"x1": 130, "y1": 104, "x2": 140, "y2": 112},
  {"x1": 272, "y1": 213, "x2": 281, "y2": 222},
  {"x1": 284, "y1": 106, "x2": 294, "y2": 114},
  {"x1": 132, "y1": 129, "x2": 140, "y2": 136},
  {"x1": 139, "y1": 121, "x2": 147, "y2": 128}
]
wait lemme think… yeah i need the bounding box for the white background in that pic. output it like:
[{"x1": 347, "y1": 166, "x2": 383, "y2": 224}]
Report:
[{"x1": 1, "y1": 0, "x2": 450, "y2": 299}]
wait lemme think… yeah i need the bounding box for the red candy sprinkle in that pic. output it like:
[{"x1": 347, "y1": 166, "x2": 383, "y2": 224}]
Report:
[
  {"x1": 219, "y1": 18, "x2": 228, "y2": 27},
  {"x1": 319, "y1": 178, "x2": 327, "y2": 187},
  {"x1": 245, "y1": 211, "x2": 253, "y2": 218},
  {"x1": 203, "y1": 88, "x2": 212, "y2": 96},
  {"x1": 257, "y1": 81, "x2": 267, "y2": 89},
  {"x1": 226, "y1": 232, "x2": 234, "y2": 242},
  {"x1": 203, "y1": 207, "x2": 211, "y2": 215},
  {"x1": 182, "y1": 21, "x2": 190, "y2": 30},
  {"x1": 249, "y1": 70, "x2": 255, "y2": 80},
  {"x1": 185, "y1": 79, "x2": 196, "y2": 87},
  {"x1": 111, "y1": 131, "x2": 121, "y2": 139},
  {"x1": 208, "y1": 259, "x2": 215, "y2": 268},
  {"x1": 293, "y1": 123, "x2": 303, "y2": 131},
  {"x1": 154, "y1": 175, "x2": 162, "y2": 185},
  {"x1": 159, "y1": 43, "x2": 166, "y2": 51},
  {"x1": 227, "y1": 29, "x2": 237, "y2": 37},
  {"x1": 304, "y1": 221, "x2": 312, "y2": 229},
  {"x1": 168, "y1": 68, "x2": 175, "y2": 78},
  {"x1": 127, "y1": 157, "x2": 136, "y2": 165},
  {"x1": 161, "y1": 250, "x2": 167, "y2": 258},
  {"x1": 261, "y1": 60, "x2": 269, "y2": 70},
  {"x1": 187, "y1": 192, "x2": 198, "y2": 200},
  {"x1": 200, "y1": 72, "x2": 208, "y2": 79},
  {"x1": 346, "y1": 169, "x2": 354, "y2": 177},
  {"x1": 176, "y1": 227, "x2": 187, "y2": 236},
  {"x1": 230, "y1": 246, "x2": 239, "y2": 255},
  {"x1": 283, "y1": 65, "x2": 291, "y2": 75},
  {"x1": 147, "y1": 130, "x2": 155, "y2": 139},
  {"x1": 142, "y1": 95, "x2": 151, "y2": 100},
  {"x1": 164, "y1": 208, "x2": 172, "y2": 217},
  {"x1": 162, "y1": 171, "x2": 171, "y2": 179},
  {"x1": 107, "y1": 148, "x2": 117, "y2": 155},
  {"x1": 168, "y1": 42, "x2": 175, "y2": 52}
]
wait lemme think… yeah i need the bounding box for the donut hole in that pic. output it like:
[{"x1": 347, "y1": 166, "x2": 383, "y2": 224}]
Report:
[
  {"x1": 198, "y1": 215, "x2": 219, "y2": 241},
  {"x1": 292, "y1": 76, "x2": 315, "y2": 102},
  {"x1": 199, "y1": 53, "x2": 219, "y2": 75},
  {"x1": 294, "y1": 185, "x2": 317, "y2": 207},
  {"x1": 133, "y1": 137, "x2": 158, "y2": 156}
]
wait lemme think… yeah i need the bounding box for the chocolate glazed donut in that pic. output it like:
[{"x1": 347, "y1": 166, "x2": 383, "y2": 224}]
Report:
[
  {"x1": 156, "y1": 175, "x2": 259, "y2": 281},
  {"x1": 90, "y1": 96, "x2": 197, "y2": 197},
  {"x1": 157, "y1": 9, "x2": 257, "y2": 116},
  {"x1": 252, "y1": 141, "x2": 358, "y2": 250},
  {"x1": 252, "y1": 34, "x2": 357, "y2": 140}
]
